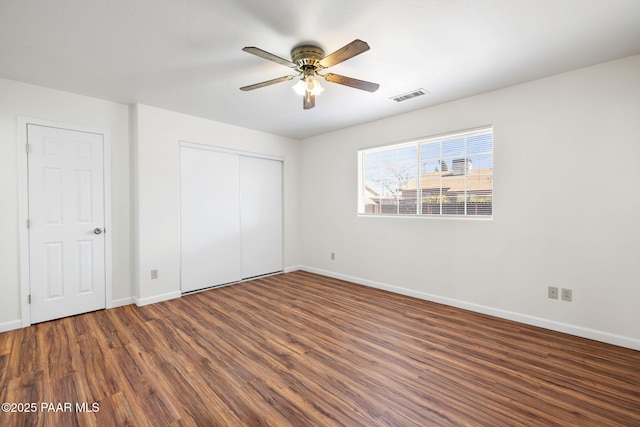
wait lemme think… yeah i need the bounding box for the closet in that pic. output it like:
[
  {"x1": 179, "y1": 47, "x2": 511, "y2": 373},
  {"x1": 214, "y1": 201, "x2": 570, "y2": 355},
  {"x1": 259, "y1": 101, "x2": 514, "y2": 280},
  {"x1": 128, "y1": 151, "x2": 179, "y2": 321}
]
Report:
[{"x1": 180, "y1": 143, "x2": 283, "y2": 293}]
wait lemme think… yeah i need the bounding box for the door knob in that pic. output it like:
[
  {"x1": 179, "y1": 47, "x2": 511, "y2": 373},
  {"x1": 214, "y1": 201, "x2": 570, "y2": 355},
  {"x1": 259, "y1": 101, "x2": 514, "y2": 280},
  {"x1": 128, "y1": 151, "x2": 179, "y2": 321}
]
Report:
[{"x1": 93, "y1": 228, "x2": 103, "y2": 235}]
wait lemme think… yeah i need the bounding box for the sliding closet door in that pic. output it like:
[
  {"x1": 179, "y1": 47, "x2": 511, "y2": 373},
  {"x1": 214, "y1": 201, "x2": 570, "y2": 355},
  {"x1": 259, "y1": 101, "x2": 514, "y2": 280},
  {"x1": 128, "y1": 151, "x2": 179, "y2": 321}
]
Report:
[
  {"x1": 240, "y1": 156, "x2": 283, "y2": 279},
  {"x1": 180, "y1": 147, "x2": 241, "y2": 292}
]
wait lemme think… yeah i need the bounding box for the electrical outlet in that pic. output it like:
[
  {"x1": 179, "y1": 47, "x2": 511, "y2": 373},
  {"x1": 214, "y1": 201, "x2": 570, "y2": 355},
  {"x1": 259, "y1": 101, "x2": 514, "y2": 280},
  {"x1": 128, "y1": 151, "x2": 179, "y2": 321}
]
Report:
[
  {"x1": 548, "y1": 286, "x2": 558, "y2": 299},
  {"x1": 561, "y1": 288, "x2": 572, "y2": 302},
  {"x1": 331, "y1": 252, "x2": 335, "y2": 260},
  {"x1": 151, "y1": 269, "x2": 158, "y2": 280}
]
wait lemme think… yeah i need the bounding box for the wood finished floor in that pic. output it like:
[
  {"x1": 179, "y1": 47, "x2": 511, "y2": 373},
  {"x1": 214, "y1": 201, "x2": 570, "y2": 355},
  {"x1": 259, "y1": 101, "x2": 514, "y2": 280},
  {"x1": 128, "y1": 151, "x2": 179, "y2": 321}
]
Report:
[{"x1": 1, "y1": 271, "x2": 639, "y2": 426}]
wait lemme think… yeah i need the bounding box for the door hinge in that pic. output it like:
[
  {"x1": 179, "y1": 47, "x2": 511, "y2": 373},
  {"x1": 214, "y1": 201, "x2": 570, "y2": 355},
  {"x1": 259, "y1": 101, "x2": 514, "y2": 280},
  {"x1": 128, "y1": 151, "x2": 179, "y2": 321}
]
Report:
[
  {"x1": 26, "y1": 143, "x2": 30, "y2": 153},
  {"x1": 28, "y1": 294, "x2": 31, "y2": 304},
  {"x1": 27, "y1": 219, "x2": 30, "y2": 229}
]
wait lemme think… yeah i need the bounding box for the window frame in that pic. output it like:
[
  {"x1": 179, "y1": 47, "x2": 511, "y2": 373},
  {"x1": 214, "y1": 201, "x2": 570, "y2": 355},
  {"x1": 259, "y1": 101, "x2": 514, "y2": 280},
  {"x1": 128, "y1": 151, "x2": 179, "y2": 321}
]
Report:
[{"x1": 358, "y1": 126, "x2": 493, "y2": 219}]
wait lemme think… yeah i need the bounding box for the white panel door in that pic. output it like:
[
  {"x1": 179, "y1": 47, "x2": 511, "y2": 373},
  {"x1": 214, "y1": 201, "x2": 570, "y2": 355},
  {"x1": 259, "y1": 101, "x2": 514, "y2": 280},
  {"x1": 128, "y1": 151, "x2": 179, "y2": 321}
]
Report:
[
  {"x1": 180, "y1": 147, "x2": 242, "y2": 292},
  {"x1": 27, "y1": 124, "x2": 106, "y2": 324},
  {"x1": 240, "y1": 156, "x2": 283, "y2": 279}
]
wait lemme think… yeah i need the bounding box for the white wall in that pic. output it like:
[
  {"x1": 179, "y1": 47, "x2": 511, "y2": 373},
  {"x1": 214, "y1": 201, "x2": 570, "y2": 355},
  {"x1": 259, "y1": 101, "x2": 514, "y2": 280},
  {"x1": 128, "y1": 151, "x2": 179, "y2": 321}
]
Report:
[
  {"x1": 133, "y1": 104, "x2": 300, "y2": 304},
  {"x1": 299, "y1": 55, "x2": 640, "y2": 349},
  {"x1": 0, "y1": 82, "x2": 300, "y2": 328},
  {"x1": 0, "y1": 78, "x2": 132, "y2": 330},
  {"x1": 2, "y1": 55, "x2": 637, "y2": 350}
]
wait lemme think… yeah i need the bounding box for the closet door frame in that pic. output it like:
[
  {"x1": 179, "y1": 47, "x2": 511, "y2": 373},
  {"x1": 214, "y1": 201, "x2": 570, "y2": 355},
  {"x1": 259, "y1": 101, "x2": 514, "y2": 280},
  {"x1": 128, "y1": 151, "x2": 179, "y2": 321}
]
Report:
[{"x1": 179, "y1": 141, "x2": 284, "y2": 293}]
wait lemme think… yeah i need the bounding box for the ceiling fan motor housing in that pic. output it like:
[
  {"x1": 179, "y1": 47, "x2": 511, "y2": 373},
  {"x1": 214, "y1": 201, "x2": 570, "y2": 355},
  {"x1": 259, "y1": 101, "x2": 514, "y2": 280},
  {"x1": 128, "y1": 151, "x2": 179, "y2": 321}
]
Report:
[{"x1": 291, "y1": 45, "x2": 325, "y2": 72}]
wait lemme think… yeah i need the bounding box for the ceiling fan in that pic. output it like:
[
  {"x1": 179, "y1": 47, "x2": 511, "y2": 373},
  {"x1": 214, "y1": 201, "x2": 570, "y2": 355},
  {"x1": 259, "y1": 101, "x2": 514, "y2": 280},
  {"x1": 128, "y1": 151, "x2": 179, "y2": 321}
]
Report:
[{"x1": 240, "y1": 39, "x2": 379, "y2": 109}]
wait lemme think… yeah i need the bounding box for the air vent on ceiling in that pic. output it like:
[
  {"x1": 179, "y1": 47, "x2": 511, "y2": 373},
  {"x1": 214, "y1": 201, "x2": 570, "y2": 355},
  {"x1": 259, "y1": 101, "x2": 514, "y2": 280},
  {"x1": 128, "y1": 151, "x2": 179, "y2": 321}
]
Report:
[{"x1": 390, "y1": 88, "x2": 429, "y2": 103}]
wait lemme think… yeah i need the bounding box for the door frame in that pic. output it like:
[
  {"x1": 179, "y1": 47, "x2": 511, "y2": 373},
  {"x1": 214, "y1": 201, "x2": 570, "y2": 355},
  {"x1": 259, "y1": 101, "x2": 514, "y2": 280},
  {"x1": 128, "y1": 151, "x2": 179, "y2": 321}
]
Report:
[{"x1": 18, "y1": 117, "x2": 113, "y2": 328}]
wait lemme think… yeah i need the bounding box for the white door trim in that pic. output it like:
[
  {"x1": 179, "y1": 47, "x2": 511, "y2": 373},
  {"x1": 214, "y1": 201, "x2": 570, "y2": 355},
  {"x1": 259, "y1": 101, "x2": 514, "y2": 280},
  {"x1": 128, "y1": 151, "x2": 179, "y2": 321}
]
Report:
[{"x1": 18, "y1": 117, "x2": 113, "y2": 328}]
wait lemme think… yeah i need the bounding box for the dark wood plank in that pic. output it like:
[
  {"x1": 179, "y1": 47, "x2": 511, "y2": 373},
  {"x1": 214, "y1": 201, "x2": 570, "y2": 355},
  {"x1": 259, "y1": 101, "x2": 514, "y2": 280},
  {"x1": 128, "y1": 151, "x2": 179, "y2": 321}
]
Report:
[{"x1": 1, "y1": 270, "x2": 639, "y2": 426}]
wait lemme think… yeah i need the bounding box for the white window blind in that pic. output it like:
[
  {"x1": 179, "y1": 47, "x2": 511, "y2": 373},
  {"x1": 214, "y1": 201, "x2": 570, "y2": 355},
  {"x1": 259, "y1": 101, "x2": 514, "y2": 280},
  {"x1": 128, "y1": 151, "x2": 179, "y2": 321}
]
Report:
[{"x1": 359, "y1": 127, "x2": 493, "y2": 217}]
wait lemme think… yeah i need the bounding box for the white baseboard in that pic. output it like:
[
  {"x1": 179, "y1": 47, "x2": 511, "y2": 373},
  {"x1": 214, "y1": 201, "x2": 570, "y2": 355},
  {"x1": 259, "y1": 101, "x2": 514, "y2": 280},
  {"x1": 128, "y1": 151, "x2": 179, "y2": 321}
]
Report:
[
  {"x1": 300, "y1": 266, "x2": 640, "y2": 351},
  {"x1": 3, "y1": 296, "x2": 145, "y2": 334},
  {"x1": 135, "y1": 291, "x2": 181, "y2": 307},
  {"x1": 0, "y1": 320, "x2": 23, "y2": 333},
  {"x1": 284, "y1": 265, "x2": 303, "y2": 273},
  {"x1": 110, "y1": 297, "x2": 136, "y2": 308}
]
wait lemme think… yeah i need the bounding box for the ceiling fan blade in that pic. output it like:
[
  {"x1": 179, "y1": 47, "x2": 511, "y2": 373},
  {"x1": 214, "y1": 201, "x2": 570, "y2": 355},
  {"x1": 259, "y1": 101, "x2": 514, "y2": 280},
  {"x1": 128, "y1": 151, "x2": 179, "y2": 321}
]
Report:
[
  {"x1": 323, "y1": 73, "x2": 380, "y2": 92},
  {"x1": 303, "y1": 91, "x2": 315, "y2": 109},
  {"x1": 242, "y1": 46, "x2": 297, "y2": 69},
  {"x1": 318, "y1": 39, "x2": 370, "y2": 68},
  {"x1": 240, "y1": 75, "x2": 296, "y2": 91}
]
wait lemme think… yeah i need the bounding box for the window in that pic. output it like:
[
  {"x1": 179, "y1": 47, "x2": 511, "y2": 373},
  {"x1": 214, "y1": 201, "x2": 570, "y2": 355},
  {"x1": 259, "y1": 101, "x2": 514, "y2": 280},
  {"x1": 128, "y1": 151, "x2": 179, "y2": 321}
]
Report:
[{"x1": 358, "y1": 127, "x2": 493, "y2": 217}]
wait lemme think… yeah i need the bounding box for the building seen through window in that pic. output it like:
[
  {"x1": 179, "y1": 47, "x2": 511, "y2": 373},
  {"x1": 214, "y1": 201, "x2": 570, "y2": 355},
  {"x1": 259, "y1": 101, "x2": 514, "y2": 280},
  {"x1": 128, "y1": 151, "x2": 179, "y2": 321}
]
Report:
[{"x1": 359, "y1": 127, "x2": 493, "y2": 217}]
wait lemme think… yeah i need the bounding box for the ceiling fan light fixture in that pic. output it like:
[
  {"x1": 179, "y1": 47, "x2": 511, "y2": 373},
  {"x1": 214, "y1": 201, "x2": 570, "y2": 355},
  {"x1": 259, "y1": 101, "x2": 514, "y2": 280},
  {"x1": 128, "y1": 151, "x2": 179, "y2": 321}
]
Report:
[
  {"x1": 292, "y1": 79, "x2": 306, "y2": 95},
  {"x1": 306, "y1": 75, "x2": 324, "y2": 95},
  {"x1": 293, "y1": 75, "x2": 324, "y2": 96}
]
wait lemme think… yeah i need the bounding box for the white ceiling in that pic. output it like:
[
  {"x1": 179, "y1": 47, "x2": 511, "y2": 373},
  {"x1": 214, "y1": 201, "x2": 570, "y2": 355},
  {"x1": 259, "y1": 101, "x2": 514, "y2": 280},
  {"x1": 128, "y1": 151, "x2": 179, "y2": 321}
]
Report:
[{"x1": 1, "y1": 0, "x2": 639, "y2": 139}]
